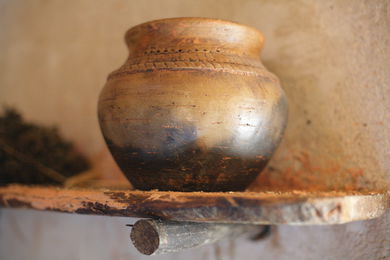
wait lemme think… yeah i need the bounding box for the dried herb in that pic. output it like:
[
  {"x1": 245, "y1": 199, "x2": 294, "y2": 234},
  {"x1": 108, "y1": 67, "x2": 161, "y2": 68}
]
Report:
[{"x1": 0, "y1": 107, "x2": 90, "y2": 185}]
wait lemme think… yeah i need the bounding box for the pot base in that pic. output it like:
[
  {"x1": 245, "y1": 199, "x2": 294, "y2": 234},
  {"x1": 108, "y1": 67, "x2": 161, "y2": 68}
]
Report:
[{"x1": 107, "y1": 143, "x2": 268, "y2": 192}]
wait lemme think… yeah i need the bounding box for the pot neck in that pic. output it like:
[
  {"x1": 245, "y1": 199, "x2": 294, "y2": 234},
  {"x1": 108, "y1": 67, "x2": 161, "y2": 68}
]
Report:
[{"x1": 125, "y1": 18, "x2": 264, "y2": 59}]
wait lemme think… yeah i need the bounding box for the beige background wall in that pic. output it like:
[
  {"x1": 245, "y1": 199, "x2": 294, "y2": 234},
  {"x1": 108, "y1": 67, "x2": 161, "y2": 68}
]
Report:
[{"x1": 0, "y1": 0, "x2": 389, "y2": 259}]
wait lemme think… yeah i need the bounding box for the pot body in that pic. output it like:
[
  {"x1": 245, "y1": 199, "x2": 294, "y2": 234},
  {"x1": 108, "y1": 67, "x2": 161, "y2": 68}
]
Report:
[{"x1": 98, "y1": 18, "x2": 288, "y2": 191}]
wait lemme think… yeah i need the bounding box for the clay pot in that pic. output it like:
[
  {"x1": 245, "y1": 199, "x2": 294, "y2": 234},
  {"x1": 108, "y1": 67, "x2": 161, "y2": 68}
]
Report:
[{"x1": 98, "y1": 18, "x2": 288, "y2": 192}]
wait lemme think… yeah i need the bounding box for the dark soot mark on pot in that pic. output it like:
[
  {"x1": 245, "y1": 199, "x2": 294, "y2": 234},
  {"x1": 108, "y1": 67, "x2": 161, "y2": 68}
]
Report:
[{"x1": 105, "y1": 136, "x2": 268, "y2": 192}]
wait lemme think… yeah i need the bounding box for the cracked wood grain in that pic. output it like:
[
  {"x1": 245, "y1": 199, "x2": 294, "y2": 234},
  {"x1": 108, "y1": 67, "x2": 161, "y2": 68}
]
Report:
[{"x1": 0, "y1": 184, "x2": 388, "y2": 225}]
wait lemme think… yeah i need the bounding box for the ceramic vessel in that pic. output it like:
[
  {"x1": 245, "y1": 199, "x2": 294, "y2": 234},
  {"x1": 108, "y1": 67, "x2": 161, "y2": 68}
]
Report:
[{"x1": 98, "y1": 18, "x2": 288, "y2": 191}]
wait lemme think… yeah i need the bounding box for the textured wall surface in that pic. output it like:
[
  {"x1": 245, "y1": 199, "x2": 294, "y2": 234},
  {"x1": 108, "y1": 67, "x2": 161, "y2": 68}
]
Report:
[
  {"x1": 0, "y1": 0, "x2": 389, "y2": 259},
  {"x1": 1, "y1": 209, "x2": 389, "y2": 260}
]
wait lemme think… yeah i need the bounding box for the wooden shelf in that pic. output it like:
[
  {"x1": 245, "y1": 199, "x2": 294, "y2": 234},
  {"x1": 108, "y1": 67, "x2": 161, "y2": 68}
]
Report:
[{"x1": 0, "y1": 184, "x2": 388, "y2": 225}]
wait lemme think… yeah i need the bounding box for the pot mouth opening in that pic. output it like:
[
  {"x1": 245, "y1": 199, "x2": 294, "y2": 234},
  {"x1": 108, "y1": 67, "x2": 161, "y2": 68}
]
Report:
[{"x1": 125, "y1": 17, "x2": 264, "y2": 58}]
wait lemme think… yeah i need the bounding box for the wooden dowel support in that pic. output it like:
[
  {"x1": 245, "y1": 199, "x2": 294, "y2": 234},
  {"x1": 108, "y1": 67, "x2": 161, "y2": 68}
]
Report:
[{"x1": 130, "y1": 219, "x2": 262, "y2": 255}]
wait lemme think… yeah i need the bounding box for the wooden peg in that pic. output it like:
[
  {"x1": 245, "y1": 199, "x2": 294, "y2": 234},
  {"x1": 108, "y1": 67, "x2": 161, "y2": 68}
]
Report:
[{"x1": 130, "y1": 219, "x2": 263, "y2": 255}]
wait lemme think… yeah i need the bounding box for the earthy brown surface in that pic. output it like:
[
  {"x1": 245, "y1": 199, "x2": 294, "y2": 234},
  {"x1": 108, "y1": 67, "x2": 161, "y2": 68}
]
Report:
[
  {"x1": 0, "y1": 184, "x2": 388, "y2": 225},
  {"x1": 98, "y1": 18, "x2": 288, "y2": 191}
]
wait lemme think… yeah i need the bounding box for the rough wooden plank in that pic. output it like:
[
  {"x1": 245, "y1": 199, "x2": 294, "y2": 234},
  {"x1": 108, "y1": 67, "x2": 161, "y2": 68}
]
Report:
[{"x1": 0, "y1": 184, "x2": 388, "y2": 225}]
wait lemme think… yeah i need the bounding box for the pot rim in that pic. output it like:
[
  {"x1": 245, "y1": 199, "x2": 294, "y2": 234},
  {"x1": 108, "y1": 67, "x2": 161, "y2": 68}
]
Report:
[
  {"x1": 126, "y1": 17, "x2": 263, "y2": 40},
  {"x1": 124, "y1": 17, "x2": 264, "y2": 58}
]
